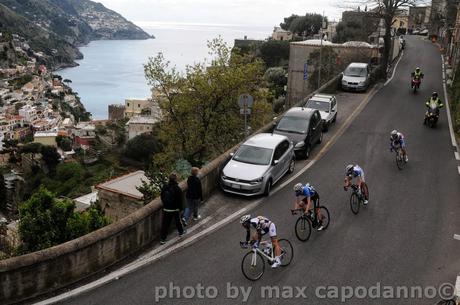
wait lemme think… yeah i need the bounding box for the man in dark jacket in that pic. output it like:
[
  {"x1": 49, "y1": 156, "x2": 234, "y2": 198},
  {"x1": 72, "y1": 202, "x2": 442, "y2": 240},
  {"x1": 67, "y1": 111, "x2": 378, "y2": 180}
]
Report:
[
  {"x1": 160, "y1": 173, "x2": 185, "y2": 244},
  {"x1": 182, "y1": 167, "x2": 203, "y2": 226}
]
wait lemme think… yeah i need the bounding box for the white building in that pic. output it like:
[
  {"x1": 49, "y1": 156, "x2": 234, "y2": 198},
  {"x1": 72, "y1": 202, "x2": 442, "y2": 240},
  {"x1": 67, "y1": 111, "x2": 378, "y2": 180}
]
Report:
[
  {"x1": 126, "y1": 116, "x2": 157, "y2": 140},
  {"x1": 19, "y1": 105, "x2": 38, "y2": 123},
  {"x1": 0, "y1": 132, "x2": 4, "y2": 151},
  {"x1": 272, "y1": 27, "x2": 293, "y2": 41}
]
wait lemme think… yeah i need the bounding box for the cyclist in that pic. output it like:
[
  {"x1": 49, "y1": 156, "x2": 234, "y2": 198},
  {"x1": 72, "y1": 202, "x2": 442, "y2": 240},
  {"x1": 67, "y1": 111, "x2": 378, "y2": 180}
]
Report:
[
  {"x1": 292, "y1": 183, "x2": 324, "y2": 231},
  {"x1": 390, "y1": 130, "x2": 408, "y2": 162},
  {"x1": 344, "y1": 164, "x2": 369, "y2": 204},
  {"x1": 240, "y1": 215, "x2": 281, "y2": 268},
  {"x1": 424, "y1": 92, "x2": 444, "y2": 124}
]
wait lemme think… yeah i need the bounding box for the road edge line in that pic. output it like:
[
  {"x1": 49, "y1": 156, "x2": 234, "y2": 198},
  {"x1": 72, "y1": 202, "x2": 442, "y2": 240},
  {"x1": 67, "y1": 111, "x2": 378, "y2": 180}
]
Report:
[
  {"x1": 33, "y1": 84, "x2": 382, "y2": 305},
  {"x1": 441, "y1": 55, "x2": 459, "y2": 150},
  {"x1": 384, "y1": 50, "x2": 404, "y2": 86}
]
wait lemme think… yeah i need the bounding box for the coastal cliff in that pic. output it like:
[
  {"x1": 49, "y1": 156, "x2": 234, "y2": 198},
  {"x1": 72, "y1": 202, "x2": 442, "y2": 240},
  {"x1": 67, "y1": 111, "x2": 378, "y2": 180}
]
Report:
[{"x1": 0, "y1": 0, "x2": 153, "y2": 69}]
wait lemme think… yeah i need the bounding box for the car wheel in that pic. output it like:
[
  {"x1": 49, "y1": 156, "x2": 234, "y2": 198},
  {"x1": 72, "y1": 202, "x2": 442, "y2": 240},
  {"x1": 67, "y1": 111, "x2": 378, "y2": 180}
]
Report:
[
  {"x1": 317, "y1": 131, "x2": 323, "y2": 144},
  {"x1": 333, "y1": 113, "x2": 337, "y2": 123},
  {"x1": 288, "y1": 158, "x2": 295, "y2": 174},
  {"x1": 302, "y1": 144, "x2": 311, "y2": 159},
  {"x1": 264, "y1": 179, "x2": 272, "y2": 196}
]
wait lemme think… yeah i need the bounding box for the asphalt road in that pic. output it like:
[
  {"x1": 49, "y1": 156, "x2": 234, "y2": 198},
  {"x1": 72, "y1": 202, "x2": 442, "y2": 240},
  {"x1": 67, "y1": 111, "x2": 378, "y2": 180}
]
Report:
[{"x1": 58, "y1": 36, "x2": 460, "y2": 305}]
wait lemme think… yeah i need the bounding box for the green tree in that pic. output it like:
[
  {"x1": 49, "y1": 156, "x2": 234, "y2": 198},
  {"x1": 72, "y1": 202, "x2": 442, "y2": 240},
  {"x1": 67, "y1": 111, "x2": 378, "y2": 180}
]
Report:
[
  {"x1": 40, "y1": 145, "x2": 60, "y2": 172},
  {"x1": 259, "y1": 40, "x2": 290, "y2": 67},
  {"x1": 18, "y1": 187, "x2": 110, "y2": 253},
  {"x1": 56, "y1": 135, "x2": 73, "y2": 152},
  {"x1": 123, "y1": 133, "x2": 162, "y2": 164},
  {"x1": 264, "y1": 67, "x2": 287, "y2": 98},
  {"x1": 144, "y1": 37, "x2": 271, "y2": 166},
  {"x1": 280, "y1": 13, "x2": 324, "y2": 37},
  {"x1": 308, "y1": 46, "x2": 340, "y2": 89}
]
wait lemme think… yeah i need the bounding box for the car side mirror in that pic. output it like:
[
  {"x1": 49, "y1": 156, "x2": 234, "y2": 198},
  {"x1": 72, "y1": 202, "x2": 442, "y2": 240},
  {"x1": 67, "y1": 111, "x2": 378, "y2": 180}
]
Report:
[
  {"x1": 273, "y1": 160, "x2": 280, "y2": 165},
  {"x1": 229, "y1": 152, "x2": 234, "y2": 157}
]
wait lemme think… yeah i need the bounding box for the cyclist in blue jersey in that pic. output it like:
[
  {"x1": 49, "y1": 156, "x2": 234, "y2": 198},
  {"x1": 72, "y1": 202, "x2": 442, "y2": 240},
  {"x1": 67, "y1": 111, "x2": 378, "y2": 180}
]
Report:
[
  {"x1": 344, "y1": 164, "x2": 369, "y2": 204},
  {"x1": 292, "y1": 183, "x2": 324, "y2": 231},
  {"x1": 390, "y1": 129, "x2": 408, "y2": 162}
]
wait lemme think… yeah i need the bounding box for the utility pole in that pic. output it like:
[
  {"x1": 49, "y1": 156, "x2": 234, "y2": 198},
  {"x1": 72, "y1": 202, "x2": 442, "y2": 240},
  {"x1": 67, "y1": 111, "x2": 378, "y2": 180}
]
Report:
[{"x1": 318, "y1": 11, "x2": 326, "y2": 89}]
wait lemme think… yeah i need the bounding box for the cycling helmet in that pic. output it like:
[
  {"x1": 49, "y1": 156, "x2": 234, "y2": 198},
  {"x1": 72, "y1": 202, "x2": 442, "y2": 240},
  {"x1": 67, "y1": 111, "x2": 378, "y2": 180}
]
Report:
[
  {"x1": 293, "y1": 183, "x2": 302, "y2": 193},
  {"x1": 432, "y1": 92, "x2": 438, "y2": 98},
  {"x1": 240, "y1": 214, "x2": 251, "y2": 224},
  {"x1": 415, "y1": 67, "x2": 420, "y2": 72},
  {"x1": 346, "y1": 164, "x2": 354, "y2": 175},
  {"x1": 391, "y1": 129, "x2": 398, "y2": 139}
]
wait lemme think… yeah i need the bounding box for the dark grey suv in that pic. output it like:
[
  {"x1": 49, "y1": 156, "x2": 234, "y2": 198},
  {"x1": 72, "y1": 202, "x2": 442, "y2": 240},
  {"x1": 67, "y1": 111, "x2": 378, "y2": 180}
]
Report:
[{"x1": 273, "y1": 107, "x2": 323, "y2": 159}]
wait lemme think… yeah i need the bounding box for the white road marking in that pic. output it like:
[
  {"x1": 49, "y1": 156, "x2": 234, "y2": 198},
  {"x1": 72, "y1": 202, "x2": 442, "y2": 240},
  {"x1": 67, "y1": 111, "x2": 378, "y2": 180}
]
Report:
[
  {"x1": 454, "y1": 234, "x2": 460, "y2": 241},
  {"x1": 458, "y1": 166, "x2": 460, "y2": 175},
  {"x1": 384, "y1": 50, "x2": 404, "y2": 86},
  {"x1": 34, "y1": 85, "x2": 381, "y2": 305},
  {"x1": 456, "y1": 275, "x2": 460, "y2": 299},
  {"x1": 455, "y1": 152, "x2": 460, "y2": 161},
  {"x1": 441, "y1": 55, "x2": 459, "y2": 149}
]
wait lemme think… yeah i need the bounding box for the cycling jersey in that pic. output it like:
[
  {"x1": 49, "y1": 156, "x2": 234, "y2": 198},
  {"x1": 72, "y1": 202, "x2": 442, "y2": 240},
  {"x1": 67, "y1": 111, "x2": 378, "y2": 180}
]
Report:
[
  {"x1": 349, "y1": 165, "x2": 365, "y2": 179},
  {"x1": 297, "y1": 184, "x2": 316, "y2": 198},
  {"x1": 246, "y1": 216, "x2": 277, "y2": 240},
  {"x1": 391, "y1": 132, "x2": 405, "y2": 148}
]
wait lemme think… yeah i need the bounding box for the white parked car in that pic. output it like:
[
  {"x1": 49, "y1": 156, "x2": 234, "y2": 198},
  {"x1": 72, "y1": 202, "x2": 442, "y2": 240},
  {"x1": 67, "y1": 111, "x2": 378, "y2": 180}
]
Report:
[
  {"x1": 341, "y1": 62, "x2": 371, "y2": 92},
  {"x1": 220, "y1": 133, "x2": 295, "y2": 196},
  {"x1": 304, "y1": 94, "x2": 338, "y2": 131}
]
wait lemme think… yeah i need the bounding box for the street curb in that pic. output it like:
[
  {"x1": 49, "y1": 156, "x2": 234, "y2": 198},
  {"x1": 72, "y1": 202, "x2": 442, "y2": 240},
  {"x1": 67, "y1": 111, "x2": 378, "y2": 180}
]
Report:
[{"x1": 455, "y1": 274, "x2": 460, "y2": 303}]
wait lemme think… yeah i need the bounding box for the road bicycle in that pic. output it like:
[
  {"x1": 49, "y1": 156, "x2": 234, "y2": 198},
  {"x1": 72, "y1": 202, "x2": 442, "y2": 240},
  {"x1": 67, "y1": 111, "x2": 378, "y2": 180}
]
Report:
[
  {"x1": 240, "y1": 239, "x2": 293, "y2": 281},
  {"x1": 347, "y1": 183, "x2": 369, "y2": 215},
  {"x1": 436, "y1": 299, "x2": 456, "y2": 305},
  {"x1": 393, "y1": 144, "x2": 407, "y2": 170},
  {"x1": 291, "y1": 205, "x2": 330, "y2": 242}
]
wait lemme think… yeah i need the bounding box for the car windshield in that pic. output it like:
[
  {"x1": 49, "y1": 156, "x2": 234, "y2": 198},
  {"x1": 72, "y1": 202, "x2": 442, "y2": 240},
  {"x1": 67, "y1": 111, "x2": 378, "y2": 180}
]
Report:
[
  {"x1": 276, "y1": 116, "x2": 308, "y2": 134},
  {"x1": 344, "y1": 66, "x2": 367, "y2": 77},
  {"x1": 306, "y1": 100, "x2": 330, "y2": 112},
  {"x1": 233, "y1": 145, "x2": 273, "y2": 165}
]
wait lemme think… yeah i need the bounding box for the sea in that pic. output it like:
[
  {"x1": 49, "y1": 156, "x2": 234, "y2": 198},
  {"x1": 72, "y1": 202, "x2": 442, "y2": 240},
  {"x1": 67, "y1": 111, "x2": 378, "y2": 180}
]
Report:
[{"x1": 58, "y1": 22, "x2": 273, "y2": 119}]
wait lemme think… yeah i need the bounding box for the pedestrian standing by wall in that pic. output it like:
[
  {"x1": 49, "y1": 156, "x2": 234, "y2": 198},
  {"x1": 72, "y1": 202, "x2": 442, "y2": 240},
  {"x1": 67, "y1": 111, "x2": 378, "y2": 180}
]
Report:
[
  {"x1": 160, "y1": 173, "x2": 185, "y2": 244},
  {"x1": 182, "y1": 167, "x2": 203, "y2": 226}
]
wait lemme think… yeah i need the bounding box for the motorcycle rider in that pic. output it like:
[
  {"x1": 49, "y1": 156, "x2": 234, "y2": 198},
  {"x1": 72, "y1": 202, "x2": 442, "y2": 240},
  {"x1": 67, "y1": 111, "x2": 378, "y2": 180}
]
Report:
[
  {"x1": 411, "y1": 67, "x2": 424, "y2": 88},
  {"x1": 424, "y1": 92, "x2": 444, "y2": 125}
]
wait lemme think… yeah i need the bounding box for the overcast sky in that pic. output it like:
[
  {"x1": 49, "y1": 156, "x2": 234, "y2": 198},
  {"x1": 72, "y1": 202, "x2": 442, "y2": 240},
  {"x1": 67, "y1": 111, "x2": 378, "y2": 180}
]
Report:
[{"x1": 96, "y1": 0, "x2": 344, "y2": 27}]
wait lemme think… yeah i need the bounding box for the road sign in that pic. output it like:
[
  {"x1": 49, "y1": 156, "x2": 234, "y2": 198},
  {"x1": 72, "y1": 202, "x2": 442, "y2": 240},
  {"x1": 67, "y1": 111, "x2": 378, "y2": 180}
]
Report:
[
  {"x1": 240, "y1": 108, "x2": 252, "y2": 115},
  {"x1": 303, "y1": 63, "x2": 308, "y2": 80},
  {"x1": 238, "y1": 94, "x2": 254, "y2": 108}
]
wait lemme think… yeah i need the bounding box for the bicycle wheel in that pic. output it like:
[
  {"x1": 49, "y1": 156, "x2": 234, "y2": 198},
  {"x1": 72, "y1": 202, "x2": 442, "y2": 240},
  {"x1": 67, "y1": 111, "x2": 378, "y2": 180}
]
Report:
[
  {"x1": 350, "y1": 192, "x2": 360, "y2": 215},
  {"x1": 362, "y1": 183, "x2": 369, "y2": 201},
  {"x1": 294, "y1": 216, "x2": 312, "y2": 242},
  {"x1": 241, "y1": 251, "x2": 265, "y2": 281},
  {"x1": 278, "y1": 239, "x2": 294, "y2": 266},
  {"x1": 396, "y1": 151, "x2": 404, "y2": 170},
  {"x1": 317, "y1": 206, "x2": 330, "y2": 229}
]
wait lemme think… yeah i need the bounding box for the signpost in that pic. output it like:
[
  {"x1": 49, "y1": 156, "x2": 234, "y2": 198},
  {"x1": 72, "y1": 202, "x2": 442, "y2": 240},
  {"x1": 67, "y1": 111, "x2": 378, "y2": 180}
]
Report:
[
  {"x1": 303, "y1": 63, "x2": 308, "y2": 80},
  {"x1": 238, "y1": 94, "x2": 254, "y2": 137}
]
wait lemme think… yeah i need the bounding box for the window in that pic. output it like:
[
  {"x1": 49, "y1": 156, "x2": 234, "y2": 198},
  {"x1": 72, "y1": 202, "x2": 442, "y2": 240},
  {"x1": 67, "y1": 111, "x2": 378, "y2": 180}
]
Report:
[
  {"x1": 127, "y1": 102, "x2": 130, "y2": 107},
  {"x1": 273, "y1": 140, "x2": 290, "y2": 160},
  {"x1": 138, "y1": 104, "x2": 140, "y2": 108}
]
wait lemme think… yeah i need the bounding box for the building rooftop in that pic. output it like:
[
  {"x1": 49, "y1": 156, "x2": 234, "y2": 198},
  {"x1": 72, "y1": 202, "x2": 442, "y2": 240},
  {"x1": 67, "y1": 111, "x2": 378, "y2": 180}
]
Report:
[
  {"x1": 96, "y1": 171, "x2": 147, "y2": 200},
  {"x1": 126, "y1": 116, "x2": 158, "y2": 125},
  {"x1": 34, "y1": 131, "x2": 58, "y2": 137},
  {"x1": 73, "y1": 191, "x2": 98, "y2": 212}
]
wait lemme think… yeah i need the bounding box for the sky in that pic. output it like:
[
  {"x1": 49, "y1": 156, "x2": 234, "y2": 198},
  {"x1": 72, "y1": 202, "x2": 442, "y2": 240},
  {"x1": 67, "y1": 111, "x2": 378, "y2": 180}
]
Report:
[{"x1": 96, "y1": 0, "x2": 344, "y2": 27}]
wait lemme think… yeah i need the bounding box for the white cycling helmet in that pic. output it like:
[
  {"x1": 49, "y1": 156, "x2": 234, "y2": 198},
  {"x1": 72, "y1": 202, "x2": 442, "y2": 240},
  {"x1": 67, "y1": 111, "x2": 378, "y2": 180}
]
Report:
[
  {"x1": 240, "y1": 214, "x2": 251, "y2": 224},
  {"x1": 345, "y1": 164, "x2": 354, "y2": 174},
  {"x1": 293, "y1": 183, "x2": 302, "y2": 193},
  {"x1": 391, "y1": 129, "x2": 398, "y2": 139}
]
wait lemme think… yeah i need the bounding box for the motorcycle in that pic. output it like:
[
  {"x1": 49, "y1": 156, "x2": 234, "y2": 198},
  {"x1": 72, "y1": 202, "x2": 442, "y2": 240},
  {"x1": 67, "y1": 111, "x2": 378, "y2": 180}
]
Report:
[
  {"x1": 411, "y1": 77, "x2": 421, "y2": 93},
  {"x1": 425, "y1": 104, "x2": 439, "y2": 128}
]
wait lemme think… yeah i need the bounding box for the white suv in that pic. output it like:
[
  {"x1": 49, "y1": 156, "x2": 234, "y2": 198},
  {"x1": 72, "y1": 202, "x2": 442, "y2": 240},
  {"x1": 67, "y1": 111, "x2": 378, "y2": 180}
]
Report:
[{"x1": 304, "y1": 94, "x2": 338, "y2": 131}]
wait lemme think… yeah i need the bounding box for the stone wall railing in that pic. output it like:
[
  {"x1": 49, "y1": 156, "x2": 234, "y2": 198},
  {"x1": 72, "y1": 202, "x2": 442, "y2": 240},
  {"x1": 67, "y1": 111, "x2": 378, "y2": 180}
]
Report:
[{"x1": 0, "y1": 74, "x2": 342, "y2": 305}]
